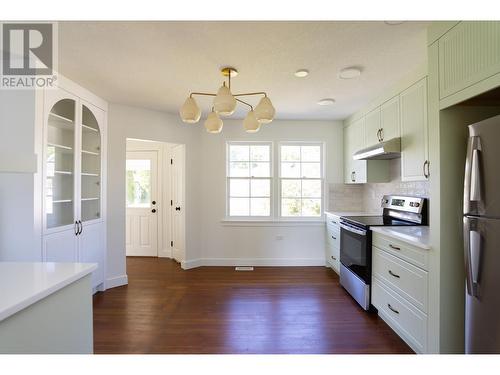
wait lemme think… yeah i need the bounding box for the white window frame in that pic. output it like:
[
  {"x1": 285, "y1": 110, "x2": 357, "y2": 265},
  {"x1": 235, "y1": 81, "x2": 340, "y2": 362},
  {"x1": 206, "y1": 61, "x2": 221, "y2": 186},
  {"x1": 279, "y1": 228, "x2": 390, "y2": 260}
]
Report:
[
  {"x1": 278, "y1": 142, "x2": 325, "y2": 221},
  {"x1": 225, "y1": 141, "x2": 274, "y2": 220}
]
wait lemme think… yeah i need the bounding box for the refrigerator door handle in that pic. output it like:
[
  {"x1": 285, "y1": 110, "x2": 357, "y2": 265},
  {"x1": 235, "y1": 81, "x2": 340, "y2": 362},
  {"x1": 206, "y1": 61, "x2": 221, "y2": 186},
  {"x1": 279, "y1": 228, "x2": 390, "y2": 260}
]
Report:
[
  {"x1": 464, "y1": 136, "x2": 482, "y2": 214},
  {"x1": 470, "y1": 149, "x2": 482, "y2": 202},
  {"x1": 464, "y1": 217, "x2": 481, "y2": 297}
]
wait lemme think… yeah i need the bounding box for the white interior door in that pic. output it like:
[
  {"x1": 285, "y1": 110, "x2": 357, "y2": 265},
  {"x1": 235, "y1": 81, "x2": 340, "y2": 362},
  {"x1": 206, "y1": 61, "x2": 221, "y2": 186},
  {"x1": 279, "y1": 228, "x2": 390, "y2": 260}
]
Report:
[
  {"x1": 171, "y1": 145, "x2": 185, "y2": 262},
  {"x1": 126, "y1": 151, "x2": 158, "y2": 256}
]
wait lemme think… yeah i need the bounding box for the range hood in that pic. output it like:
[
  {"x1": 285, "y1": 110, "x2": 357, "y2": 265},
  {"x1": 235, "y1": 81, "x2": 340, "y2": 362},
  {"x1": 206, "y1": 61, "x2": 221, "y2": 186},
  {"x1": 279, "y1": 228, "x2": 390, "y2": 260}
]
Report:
[{"x1": 353, "y1": 137, "x2": 401, "y2": 160}]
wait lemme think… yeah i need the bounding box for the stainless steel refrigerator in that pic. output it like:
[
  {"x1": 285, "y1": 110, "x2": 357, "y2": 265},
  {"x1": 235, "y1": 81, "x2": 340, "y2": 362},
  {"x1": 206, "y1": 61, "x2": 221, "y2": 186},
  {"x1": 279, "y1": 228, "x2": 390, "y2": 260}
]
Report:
[{"x1": 464, "y1": 114, "x2": 500, "y2": 353}]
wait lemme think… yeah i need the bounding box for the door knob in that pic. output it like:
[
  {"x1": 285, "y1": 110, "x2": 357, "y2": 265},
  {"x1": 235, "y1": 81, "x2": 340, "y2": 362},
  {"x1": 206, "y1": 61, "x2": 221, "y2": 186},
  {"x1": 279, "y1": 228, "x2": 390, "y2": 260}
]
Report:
[
  {"x1": 175, "y1": 207, "x2": 181, "y2": 211},
  {"x1": 152, "y1": 209, "x2": 156, "y2": 213}
]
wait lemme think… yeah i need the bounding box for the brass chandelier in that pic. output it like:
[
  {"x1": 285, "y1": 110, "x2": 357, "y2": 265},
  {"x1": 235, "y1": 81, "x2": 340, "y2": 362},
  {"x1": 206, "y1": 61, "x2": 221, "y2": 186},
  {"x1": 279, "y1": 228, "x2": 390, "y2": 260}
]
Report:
[{"x1": 179, "y1": 67, "x2": 275, "y2": 133}]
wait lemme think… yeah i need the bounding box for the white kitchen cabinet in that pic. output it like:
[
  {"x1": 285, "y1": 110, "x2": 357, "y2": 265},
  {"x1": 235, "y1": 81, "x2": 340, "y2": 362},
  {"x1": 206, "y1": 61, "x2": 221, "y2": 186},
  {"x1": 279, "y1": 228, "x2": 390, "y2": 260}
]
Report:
[
  {"x1": 79, "y1": 222, "x2": 104, "y2": 289},
  {"x1": 400, "y1": 78, "x2": 429, "y2": 181},
  {"x1": 380, "y1": 96, "x2": 400, "y2": 142},
  {"x1": 41, "y1": 81, "x2": 107, "y2": 291},
  {"x1": 324, "y1": 213, "x2": 340, "y2": 274},
  {"x1": 43, "y1": 229, "x2": 78, "y2": 262},
  {"x1": 364, "y1": 107, "x2": 381, "y2": 146},
  {"x1": 439, "y1": 22, "x2": 500, "y2": 100},
  {"x1": 371, "y1": 231, "x2": 430, "y2": 353},
  {"x1": 344, "y1": 119, "x2": 390, "y2": 184}
]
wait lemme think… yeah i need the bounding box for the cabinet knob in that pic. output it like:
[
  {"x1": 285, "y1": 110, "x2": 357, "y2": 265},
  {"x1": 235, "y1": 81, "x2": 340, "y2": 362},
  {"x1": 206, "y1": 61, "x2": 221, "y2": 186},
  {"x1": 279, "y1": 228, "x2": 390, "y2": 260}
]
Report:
[
  {"x1": 152, "y1": 200, "x2": 156, "y2": 205},
  {"x1": 389, "y1": 244, "x2": 401, "y2": 251},
  {"x1": 331, "y1": 235, "x2": 337, "y2": 240},
  {"x1": 151, "y1": 209, "x2": 156, "y2": 213},
  {"x1": 331, "y1": 256, "x2": 336, "y2": 260}
]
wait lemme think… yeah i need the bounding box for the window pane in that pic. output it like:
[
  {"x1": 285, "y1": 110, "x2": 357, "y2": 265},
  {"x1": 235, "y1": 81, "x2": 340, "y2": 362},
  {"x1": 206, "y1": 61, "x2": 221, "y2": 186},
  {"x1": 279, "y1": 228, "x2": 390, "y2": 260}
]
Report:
[
  {"x1": 282, "y1": 198, "x2": 301, "y2": 217},
  {"x1": 302, "y1": 198, "x2": 321, "y2": 217},
  {"x1": 250, "y1": 198, "x2": 270, "y2": 216},
  {"x1": 251, "y1": 179, "x2": 270, "y2": 197},
  {"x1": 302, "y1": 180, "x2": 322, "y2": 198},
  {"x1": 281, "y1": 145, "x2": 300, "y2": 161},
  {"x1": 281, "y1": 162, "x2": 300, "y2": 178},
  {"x1": 251, "y1": 162, "x2": 270, "y2": 177},
  {"x1": 301, "y1": 146, "x2": 321, "y2": 162},
  {"x1": 229, "y1": 145, "x2": 249, "y2": 161},
  {"x1": 301, "y1": 162, "x2": 321, "y2": 178},
  {"x1": 230, "y1": 179, "x2": 250, "y2": 197},
  {"x1": 281, "y1": 179, "x2": 301, "y2": 197},
  {"x1": 230, "y1": 198, "x2": 249, "y2": 216},
  {"x1": 250, "y1": 145, "x2": 270, "y2": 161},
  {"x1": 126, "y1": 159, "x2": 151, "y2": 208},
  {"x1": 229, "y1": 162, "x2": 250, "y2": 177}
]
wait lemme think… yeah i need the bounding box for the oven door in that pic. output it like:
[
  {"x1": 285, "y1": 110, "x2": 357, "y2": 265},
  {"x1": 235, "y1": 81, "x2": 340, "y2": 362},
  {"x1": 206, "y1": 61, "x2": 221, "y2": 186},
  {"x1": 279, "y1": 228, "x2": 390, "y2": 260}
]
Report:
[{"x1": 340, "y1": 221, "x2": 370, "y2": 284}]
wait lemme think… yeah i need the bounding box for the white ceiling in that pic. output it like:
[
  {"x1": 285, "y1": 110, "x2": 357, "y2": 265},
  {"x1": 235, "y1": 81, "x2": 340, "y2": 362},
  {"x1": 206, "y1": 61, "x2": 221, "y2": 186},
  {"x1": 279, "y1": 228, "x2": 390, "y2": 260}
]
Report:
[{"x1": 58, "y1": 21, "x2": 428, "y2": 121}]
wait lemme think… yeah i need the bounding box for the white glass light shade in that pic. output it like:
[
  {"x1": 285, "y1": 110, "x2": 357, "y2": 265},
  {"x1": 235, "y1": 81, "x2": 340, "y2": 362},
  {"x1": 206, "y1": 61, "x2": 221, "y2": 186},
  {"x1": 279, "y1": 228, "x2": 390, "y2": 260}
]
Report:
[
  {"x1": 204, "y1": 110, "x2": 223, "y2": 133},
  {"x1": 179, "y1": 97, "x2": 201, "y2": 123},
  {"x1": 214, "y1": 83, "x2": 237, "y2": 116},
  {"x1": 243, "y1": 110, "x2": 261, "y2": 133},
  {"x1": 254, "y1": 96, "x2": 275, "y2": 124}
]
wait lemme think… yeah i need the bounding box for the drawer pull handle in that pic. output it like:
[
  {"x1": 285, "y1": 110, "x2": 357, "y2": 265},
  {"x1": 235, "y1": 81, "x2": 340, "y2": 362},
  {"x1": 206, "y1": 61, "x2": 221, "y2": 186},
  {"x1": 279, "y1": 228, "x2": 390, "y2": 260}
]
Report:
[
  {"x1": 389, "y1": 244, "x2": 401, "y2": 250},
  {"x1": 387, "y1": 303, "x2": 400, "y2": 314},
  {"x1": 388, "y1": 270, "x2": 400, "y2": 278},
  {"x1": 331, "y1": 256, "x2": 337, "y2": 260},
  {"x1": 331, "y1": 236, "x2": 337, "y2": 240},
  {"x1": 331, "y1": 221, "x2": 337, "y2": 225}
]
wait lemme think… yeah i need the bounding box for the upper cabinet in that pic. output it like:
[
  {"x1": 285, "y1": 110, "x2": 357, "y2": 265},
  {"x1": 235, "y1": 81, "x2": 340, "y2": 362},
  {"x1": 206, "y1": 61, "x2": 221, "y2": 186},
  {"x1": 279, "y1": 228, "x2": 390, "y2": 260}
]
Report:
[
  {"x1": 364, "y1": 107, "x2": 381, "y2": 146},
  {"x1": 439, "y1": 22, "x2": 500, "y2": 100},
  {"x1": 400, "y1": 78, "x2": 429, "y2": 181},
  {"x1": 344, "y1": 118, "x2": 390, "y2": 184},
  {"x1": 380, "y1": 96, "x2": 400, "y2": 142}
]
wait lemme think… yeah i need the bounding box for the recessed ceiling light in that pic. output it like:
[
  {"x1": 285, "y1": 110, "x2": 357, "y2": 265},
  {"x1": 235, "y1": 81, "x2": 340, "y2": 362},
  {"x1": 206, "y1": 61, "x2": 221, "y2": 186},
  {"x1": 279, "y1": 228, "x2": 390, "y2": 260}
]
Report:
[
  {"x1": 384, "y1": 21, "x2": 405, "y2": 25},
  {"x1": 338, "y1": 67, "x2": 362, "y2": 79},
  {"x1": 317, "y1": 98, "x2": 335, "y2": 106},
  {"x1": 294, "y1": 69, "x2": 309, "y2": 78}
]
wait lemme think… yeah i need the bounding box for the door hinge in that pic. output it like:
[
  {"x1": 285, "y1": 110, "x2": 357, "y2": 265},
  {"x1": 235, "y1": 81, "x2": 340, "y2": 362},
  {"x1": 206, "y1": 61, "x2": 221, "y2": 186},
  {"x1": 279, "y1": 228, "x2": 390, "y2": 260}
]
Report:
[
  {"x1": 170, "y1": 158, "x2": 173, "y2": 165},
  {"x1": 170, "y1": 241, "x2": 173, "y2": 247}
]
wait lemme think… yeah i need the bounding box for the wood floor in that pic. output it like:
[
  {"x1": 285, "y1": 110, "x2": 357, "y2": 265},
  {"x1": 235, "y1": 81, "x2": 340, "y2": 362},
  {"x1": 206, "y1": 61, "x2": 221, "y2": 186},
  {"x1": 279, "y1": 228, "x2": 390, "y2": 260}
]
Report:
[{"x1": 93, "y1": 257, "x2": 412, "y2": 354}]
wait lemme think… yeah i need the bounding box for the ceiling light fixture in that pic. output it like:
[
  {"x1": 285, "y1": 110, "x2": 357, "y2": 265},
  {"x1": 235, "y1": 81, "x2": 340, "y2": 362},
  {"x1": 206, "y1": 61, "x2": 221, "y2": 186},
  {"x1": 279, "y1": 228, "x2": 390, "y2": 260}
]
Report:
[
  {"x1": 338, "y1": 66, "x2": 362, "y2": 79},
  {"x1": 294, "y1": 69, "x2": 309, "y2": 78},
  {"x1": 317, "y1": 98, "x2": 336, "y2": 106},
  {"x1": 179, "y1": 67, "x2": 275, "y2": 133}
]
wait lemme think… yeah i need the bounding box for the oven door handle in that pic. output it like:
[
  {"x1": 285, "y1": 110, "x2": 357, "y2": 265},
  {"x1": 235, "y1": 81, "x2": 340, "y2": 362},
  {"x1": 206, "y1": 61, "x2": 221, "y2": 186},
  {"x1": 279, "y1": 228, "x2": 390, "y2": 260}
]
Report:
[{"x1": 340, "y1": 222, "x2": 367, "y2": 236}]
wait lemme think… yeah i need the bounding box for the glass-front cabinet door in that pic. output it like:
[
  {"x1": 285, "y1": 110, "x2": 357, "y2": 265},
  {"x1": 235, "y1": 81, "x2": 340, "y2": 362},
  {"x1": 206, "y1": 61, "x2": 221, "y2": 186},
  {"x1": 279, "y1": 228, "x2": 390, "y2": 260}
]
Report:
[
  {"x1": 45, "y1": 98, "x2": 76, "y2": 229},
  {"x1": 44, "y1": 96, "x2": 103, "y2": 232},
  {"x1": 80, "y1": 104, "x2": 102, "y2": 223}
]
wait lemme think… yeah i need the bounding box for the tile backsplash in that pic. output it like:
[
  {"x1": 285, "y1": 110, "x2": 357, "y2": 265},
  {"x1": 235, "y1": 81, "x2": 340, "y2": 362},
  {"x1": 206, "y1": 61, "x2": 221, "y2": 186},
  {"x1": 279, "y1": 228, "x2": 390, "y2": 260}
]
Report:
[{"x1": 329, "y1": 159, "x2": 430, "y2": 213}]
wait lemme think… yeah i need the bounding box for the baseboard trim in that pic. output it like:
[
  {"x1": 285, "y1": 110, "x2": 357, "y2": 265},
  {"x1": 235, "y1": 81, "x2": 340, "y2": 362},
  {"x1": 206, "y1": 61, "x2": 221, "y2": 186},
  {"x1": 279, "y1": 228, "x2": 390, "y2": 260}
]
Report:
[
  {"x1": 106, "y1": 274, "x2": 128, "y2": 289},
  {"x1": 181, "y1": 258, "x2": 326, "y2": 268}
]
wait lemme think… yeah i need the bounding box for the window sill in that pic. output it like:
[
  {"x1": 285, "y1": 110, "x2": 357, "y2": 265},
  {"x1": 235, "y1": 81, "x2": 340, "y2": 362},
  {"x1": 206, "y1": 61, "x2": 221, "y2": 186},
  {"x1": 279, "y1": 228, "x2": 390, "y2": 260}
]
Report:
[{"x1": 220, "y1": 219, "x2": 325, "y2": 227}]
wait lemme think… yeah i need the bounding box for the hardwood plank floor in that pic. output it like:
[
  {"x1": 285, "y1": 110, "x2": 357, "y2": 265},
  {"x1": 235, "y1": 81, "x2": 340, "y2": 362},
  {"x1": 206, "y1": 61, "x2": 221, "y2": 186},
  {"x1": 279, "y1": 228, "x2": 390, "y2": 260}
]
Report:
[{"x1": 93, "y1": 257, "x2": 413, "y2": 354}]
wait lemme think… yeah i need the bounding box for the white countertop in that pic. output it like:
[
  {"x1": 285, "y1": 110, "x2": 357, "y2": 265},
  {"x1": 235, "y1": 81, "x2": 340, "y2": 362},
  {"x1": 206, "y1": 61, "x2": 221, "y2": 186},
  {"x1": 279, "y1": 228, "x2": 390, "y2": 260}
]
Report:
[
  {"x1": 371, "y1": 226, "x2": 431, "y2": 250},
  {"x1": 0, "y1": 262, "x2": 97, "y2": 322},
  {"x1": 325, "y1": 210, "x2": 380, "y2": 218}
]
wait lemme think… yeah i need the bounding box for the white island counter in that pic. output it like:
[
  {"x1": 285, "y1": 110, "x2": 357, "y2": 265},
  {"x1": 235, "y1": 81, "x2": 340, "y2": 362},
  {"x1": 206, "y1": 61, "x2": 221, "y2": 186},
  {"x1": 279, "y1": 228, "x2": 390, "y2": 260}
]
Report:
[{"x1": 0, "y1": 262, "x2": 97, "y2": 354}]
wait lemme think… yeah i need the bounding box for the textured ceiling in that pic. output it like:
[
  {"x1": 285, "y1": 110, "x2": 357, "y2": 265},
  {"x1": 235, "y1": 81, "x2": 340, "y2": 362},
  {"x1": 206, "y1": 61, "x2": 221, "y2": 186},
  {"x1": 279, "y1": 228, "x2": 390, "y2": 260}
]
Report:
[{"x1": 58, "y1": 21, "x2": 428, "y2": 120}]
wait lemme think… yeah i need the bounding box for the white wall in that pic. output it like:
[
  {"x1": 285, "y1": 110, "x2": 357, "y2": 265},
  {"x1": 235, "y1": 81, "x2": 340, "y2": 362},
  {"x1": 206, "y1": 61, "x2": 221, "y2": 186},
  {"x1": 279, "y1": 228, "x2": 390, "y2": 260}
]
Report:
[
  {"x1": 0, "y1": 89, "x2": 40, "y2": 261},
  {"x1": 107, "y1": 105, "x2": 344, "y2": 277},
  {"x1": 197, "y1": 119, "x2": 344, "y2": 267},
  {"x1": 106, "y1": 104, "x2": 202, "y2": 283}
]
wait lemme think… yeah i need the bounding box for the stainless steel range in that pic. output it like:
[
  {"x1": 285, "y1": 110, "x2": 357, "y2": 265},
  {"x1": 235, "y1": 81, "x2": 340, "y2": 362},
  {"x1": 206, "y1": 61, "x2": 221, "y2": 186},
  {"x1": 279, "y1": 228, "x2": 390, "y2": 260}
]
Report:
[{"x1": 339, "y1": 195, "x2": 428, "y2": 310}]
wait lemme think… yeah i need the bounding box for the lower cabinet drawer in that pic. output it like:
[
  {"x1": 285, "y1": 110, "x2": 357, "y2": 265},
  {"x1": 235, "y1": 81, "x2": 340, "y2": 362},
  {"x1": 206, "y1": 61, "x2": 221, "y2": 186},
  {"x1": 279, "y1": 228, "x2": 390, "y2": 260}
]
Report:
[
  {"x1": 372, "y1": 278, "x2": 427, "y2": 353},
  {"x1": 326, "y1": 244, "x2": 340, "y2": 273},
  {"x1": 326, "y1": 224, "x2": 340, "y2": 248},
  {"x1": 373, "y1": 247, "x2": 428, "y2": 313}
]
